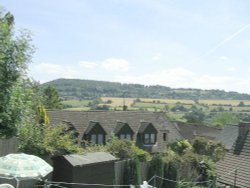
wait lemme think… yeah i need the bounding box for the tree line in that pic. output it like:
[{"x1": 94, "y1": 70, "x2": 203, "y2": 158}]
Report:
[{"x1": 43, "y1": 78, "x2": 250, "y2": 100}]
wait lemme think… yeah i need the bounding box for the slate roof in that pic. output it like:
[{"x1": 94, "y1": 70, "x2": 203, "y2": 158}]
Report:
[
  {"x1": 114, "y1": 122, "x2": 134, "y2": 134},
  {"x1": 47, "y1": 110, "x2": 182, "y2": 144},
  {"x1": 175, "y1": 122, "x2": 238, "y2": 149},
  {"x1": 215, "y1": 124, "x2": 238, "y2": 150},
  {"x1": 63, "y1": 152, "x2": 117, "y2": 166},
  {"x1": 84, "y1": 121, "x2": 107, "y2": 134},
  {"x1": 216, "y1": 131, "x2": 250, "y2": 188}
]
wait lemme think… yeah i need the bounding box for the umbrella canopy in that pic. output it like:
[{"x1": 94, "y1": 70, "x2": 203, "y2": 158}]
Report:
[{"x1": 0, "y1": 153, "x2": 53, "y2": 178}]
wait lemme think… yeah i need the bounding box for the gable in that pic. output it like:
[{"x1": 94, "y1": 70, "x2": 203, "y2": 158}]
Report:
[
  {"x1": 84, "y1": 121, "x2": 107, "y2": 135},
  {"x1": 114, "y1": 122, "x2": 134, "y2": 135},
  {"x1": 138, "y1": 122, "x2": 158, "y2": 134}
]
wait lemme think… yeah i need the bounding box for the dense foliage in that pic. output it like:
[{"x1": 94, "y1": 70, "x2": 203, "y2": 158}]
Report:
[
  {"x1": 42, "y1": 85, "x2": 63, "y2": 109},
  {"x1": 210, "y1": 112, "x2": 239, "y2": 128},
  {"x1": 106, "y1": 136, "x2": 151, "y2": 161},
  {"x1": 0, "y1": 9, "x2": 33, "y2": 137},
  {"x1": 42, "y1": 78, "x2": 250, "y2": 100},
  {"x1": 18, "y1": 123, "x2": 82, "y2": 157}
]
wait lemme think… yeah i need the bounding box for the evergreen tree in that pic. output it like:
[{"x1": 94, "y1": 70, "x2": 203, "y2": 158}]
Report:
[{"x1": 43, "y1": 85, "x2": 63, "y2": 109}]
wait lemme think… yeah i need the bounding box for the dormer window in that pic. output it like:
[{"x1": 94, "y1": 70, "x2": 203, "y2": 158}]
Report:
[
  {"x1": 83, "y1": 121, "x2": 107, "y2": 145},
  {"x1": 138, "y1": 122, "x2": 158, "y2": 145},
  {"x1": 114, "y1": 122, "x2": 134, "y2": 140}
]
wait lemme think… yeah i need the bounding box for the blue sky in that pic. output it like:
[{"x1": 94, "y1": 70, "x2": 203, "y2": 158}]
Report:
[{"x1": 1, "y1": 0, "x2": 250, "y2": 93}]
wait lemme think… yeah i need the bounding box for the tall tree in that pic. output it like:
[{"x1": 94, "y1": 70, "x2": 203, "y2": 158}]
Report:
[
  {"x1": 43, "y1": 85, "x2": 63, "y2": 109},
  {"x1": 0, "y1": 9, "x2": 33, "y2": 137}
]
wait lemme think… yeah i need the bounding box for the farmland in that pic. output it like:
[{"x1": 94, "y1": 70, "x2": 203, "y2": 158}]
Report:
[
  {"x1": 63, "y1": 97, "x2": 250, "y2": 112},
  {"x1": 61, "y1": 97, "x2": 250, "y2": 126}
]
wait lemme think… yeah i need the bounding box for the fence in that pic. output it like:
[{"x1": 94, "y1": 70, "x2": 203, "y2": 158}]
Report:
[{"x1": 0, "y1": 137, "x2": 17, "y2": 157}]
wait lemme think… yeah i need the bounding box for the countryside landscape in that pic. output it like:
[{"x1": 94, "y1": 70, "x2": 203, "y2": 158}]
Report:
[
  {"x1": 2, "y1": 1, "x2": 250, "y2": 188},
  {"x1": 43, "y1": 78, "x2": 250, "y2": 128}
]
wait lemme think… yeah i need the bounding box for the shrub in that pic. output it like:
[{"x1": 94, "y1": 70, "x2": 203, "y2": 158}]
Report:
[{"x1": 106, "y1": 136, "x2": 151, "y2": 161}]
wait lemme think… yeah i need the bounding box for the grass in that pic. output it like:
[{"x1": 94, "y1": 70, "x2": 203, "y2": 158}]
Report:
[{"x1": 62, "y1": 99, "x2": 91, "y2": 108}]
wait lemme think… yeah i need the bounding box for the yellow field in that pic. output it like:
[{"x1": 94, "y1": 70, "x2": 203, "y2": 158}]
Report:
[
  {"x1": 101, "y1": 97, "x2": 250, "y2": 107},
  {"x1": 101, "y1": 97, "x2": 136, "y2": 107},
  {"x1": 140, "y1": 98, "x2": 194, "y2": 104},
  {"x1": 199, "y1": 100, "x2": 250, "y2": 106}
]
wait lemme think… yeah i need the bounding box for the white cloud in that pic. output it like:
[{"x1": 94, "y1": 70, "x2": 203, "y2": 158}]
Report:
[
  {"x1": 28, "y1": 63, "x2": 78, "y2": 83},
  {"x1": 78, "y1": 61, "x2": 98, "y2": 69},
  {"x1": 114, "y1": 68, "x2": 196, "y2": 87},
  {"x1": 31, "y1": 63, "x2": 65, "y2": 74},
  {"x1": 226, "y1": 67, "x2": 236, "y2": 72},
  {"x1": 152, "y1": 53, "x2": 162, "y2": 61},
  {"x1": 114, "y1": 68, "x2": 240, "y2": 92},
  {"x1": 28, "y1": 57, "x2": 131, "y2": 83},
  {"x1": 101, "y1": 58, "x2": 130, "y2": 71},
  {"x1": 29, "y1": 62, "x2": 250, "y2": 94},
  {"x1": 193, "y1": 75, "x2": 233, "y2": 89},
  {"x1": 219, "y1": 56, "x2": 229, "y2": 60}
]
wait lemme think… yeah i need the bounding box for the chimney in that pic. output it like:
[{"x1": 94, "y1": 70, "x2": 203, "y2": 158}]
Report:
[{"x1": 239, "y1": 121, "x2": 250, "y2": 136}]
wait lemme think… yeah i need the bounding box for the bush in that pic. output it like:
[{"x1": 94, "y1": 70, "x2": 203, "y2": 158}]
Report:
[
  {"x1": 192, "y1": 137, "x2": 226, "y2": 162},
  {"x1": 169, "y1": 139, "x2": 192, "y2": 155},
  {"x1": 106, "y1": 136, "x2": 151, "y2": 161}
]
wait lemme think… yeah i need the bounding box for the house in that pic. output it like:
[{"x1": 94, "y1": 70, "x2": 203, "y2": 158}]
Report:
[
  {"x1": 175, "y1": 122, "x2": 238, "y2": 149},
  {"x1": 216, "y1": 121, "x2": 250, "y2": 188},
  {"x1": 47, "y1": 110, "x2": 182, "y2": 152},
  {"x1": 52, "y1": 152, "x2": 117, "y2": 188}
]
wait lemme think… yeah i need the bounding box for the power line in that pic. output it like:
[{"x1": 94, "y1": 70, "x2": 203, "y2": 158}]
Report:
[
  {"x1": 153, "y1": 175, "x2": 212, "y2": 184},
  {"x1": 46, "y1": 180, "x2": 141, "y2": 187}
]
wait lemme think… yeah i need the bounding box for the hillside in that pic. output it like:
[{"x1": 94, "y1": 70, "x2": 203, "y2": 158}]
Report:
[{"x1": 42, "y1": 78, "x2": 250, "y2": 100}]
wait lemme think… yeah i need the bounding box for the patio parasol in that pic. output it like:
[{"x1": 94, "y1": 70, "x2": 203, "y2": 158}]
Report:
[{"x1": 0, "y1": 153, "x2": 53, "y2": 187}]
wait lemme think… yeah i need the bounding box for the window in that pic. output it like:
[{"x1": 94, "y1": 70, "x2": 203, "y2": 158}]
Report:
[
  {"x1": 150, "y1": 133, "x2": 155, "y2": 143},
  {"x1": 90, "y1": 134, "x2": 105, "y2": 145},
  {"x1": 98, "y1": 134, "x2": 103, "y2": 145},
  {"x1": 144, "y1": 134, "x2": 150, "y2": 144},
  {"x1": 144, "y1": 133, "x2": 156, "y2": 145},
  {"x1": 163, "y1": 133, "x2": 167, "y2": 141},
  {"x1": 126, "y1": 134, "x2": 131, "y2": 140},
  {"x1": 120, "y1": 134, "x2": 125, "y2": 139},
  {"x1": 91, "y1": 134, "x2": 96, "y2": 144},
  {"x1": 120, "y1": 134, "x2": 132, "y2": 140},
  {"x1": 139, "y1": 122, "x2": 158, "y2": 145}
]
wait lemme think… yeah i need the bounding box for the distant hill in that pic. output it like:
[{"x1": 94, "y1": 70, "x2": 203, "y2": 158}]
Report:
[{"x1": 42, "y1": 78, "x2": 250, "y2": 100}]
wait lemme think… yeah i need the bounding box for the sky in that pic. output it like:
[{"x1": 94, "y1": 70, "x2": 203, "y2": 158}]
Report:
[{"x1": 1, "y1": 0, "x2": 250, "y2": 94}]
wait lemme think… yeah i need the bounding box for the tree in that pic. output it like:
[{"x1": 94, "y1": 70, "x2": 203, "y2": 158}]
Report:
[
  {"x1": 0, "y1": 9, "x2": 33, "y2": 137},
  {"x1": 211, "y1": 112, "x2": 239, "y2": 128},
  {"x1": 238, "y1": 101, "x2": 245, "y2": 107},
  {"x1": 184, "y1": 105, "x2": 205, "y2": 123},
  {"x1": 43, "y1": 85, "x2": 63, "y2": 109},
  {"x1": 106, "y1": 136, "x2": 151, "y2": 161},
  {"x1": 18, "y1": 123, "x2": 82, "y2": 157},
  {"x1": 192, "y1": 137, "x2": 226, "y2": 162},
  {"x1": 169, "y1": 139, "x2": 192, "y2": 155}
]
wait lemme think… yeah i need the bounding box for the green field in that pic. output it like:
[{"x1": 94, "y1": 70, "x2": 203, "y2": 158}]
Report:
[
  {"x1": 62, "y1": 97, "x2": 250, "y2": 114},
  {"x1": 62, "y1": 99, "x2": 91, "y2": 108}
]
